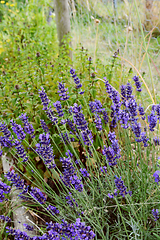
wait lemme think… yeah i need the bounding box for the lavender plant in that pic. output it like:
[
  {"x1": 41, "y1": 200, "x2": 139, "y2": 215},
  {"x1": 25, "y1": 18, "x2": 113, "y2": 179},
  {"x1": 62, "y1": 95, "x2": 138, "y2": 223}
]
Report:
[{"x1": 1, "y1": 73, "x2": 160, "y2": 240}]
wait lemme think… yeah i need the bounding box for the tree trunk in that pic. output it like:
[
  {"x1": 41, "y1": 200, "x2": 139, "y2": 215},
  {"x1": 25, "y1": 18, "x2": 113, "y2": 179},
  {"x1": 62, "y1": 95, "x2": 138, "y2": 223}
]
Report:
[{"x1": 54, "y1": 0, "x2": 72, "y2": 60}]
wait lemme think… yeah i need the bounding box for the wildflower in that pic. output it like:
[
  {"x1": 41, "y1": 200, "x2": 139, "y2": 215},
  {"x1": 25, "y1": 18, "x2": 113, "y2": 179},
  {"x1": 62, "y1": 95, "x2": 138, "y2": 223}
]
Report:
[
  {"x1": 0, "y1": 122, "x2": 11, "y2": 138},
  {"x1": 148, "y1": 111, "x2": 157, "y2": 131},
  {"x1": 94, "y1": 113, "x2": 102, "y2": 131},
  {"x1": 36, "y1": 133, "x2": 56, "y2": 169},
  {"x1": 153, "y1": 136, "x2": 160, "y2": 146},
  {"x1": 141, "y1": 132, "x2": 149, "y2": 147},
  {"x1": 138, "y1": 104, "x2": 145, "y2": 120},
  {"x1": 19, "y1": 113, "x2": 35, "y2": 138},
  {"x1": 132, "y1": 75, "x2": 142, "y2": 92},
  {"x1": 47, "y1": 205, "x2": 60, "y2": 215},
  {"x1": 10, "y1": 120, "x2": 26, "y2": 140},
  {"x1": 120, "y1": 110, "x2": 130, "y2": 129},
  {"x1": 81, "y1": 129, "x2": 93, "y2": 146},
  {"x1": 0, "y1": 190, "x2": 5, "y2": 202},
  {"x1": 80, "y1": 168, "x2": 89, "y2": 178},
  {"x1": 152, "y1": 209, "x2": 159, "y2": 221},
  {"x1": 70, "y1": 68, "x2": 83, "y2": 90},
  {"x1": 102, "y1": 145, "x2": 117, "y2": 166},
  {"x1": 40, "y1": 119, "x2": 49, "y2": 133},
  {"x1": 132, "y1": 122, "x2": 141, "y2": 138},
  {"x1": 53, "y1": 101, "x2": 64, "y2": 117},
  {"x1": 71, "y1": 103, "x2": 88, "y2": 131},
  {"x1": 30, "y1": 187, "x2": 46, "y2": 204},
  {"x1": 0, "y1": 136, "x2": 13, "y2": 148},
  {"x1": 23, "y1": 223, "x2": 34, "y2": 231},
  {"x1": 58, "y1": 82, "x2": 70, "y2": 101},
  {"x1": 156, "y1": 103, "x2": 160, "y2": 120},
  {"x1": 14, "y1": 140, "x2": 29, "y2": 163},
  {"x1": 114, "y1": 175, "x2": 132, "y2": 197},
  {"x1": 153, "y1": 170, "x2": 160, "y2": 185},
  {"x1": 66, "y1": 192, "x2": 78, "y2": 207},
  {"x1": 39, "y1": 87, "x2": 50, "y2": 110},
  {"x1": 102, "y1": 110, "x2": 109, "y2": 124},
  {"x1": 60, "y1": 151, "x2": 83, "y2": 192},
  {"x1": 126, "y1": 82, "x2": 133, "y2": 100},
  {"x1": 5, "y1": 170, "x2": 25, "y2": 190},
  {"x1": 89, "y1": 100, "x2": 103, "y2": 113},
  {"x1": 100, "y1": 166, "x2": 107, "y2": 174},
  {"x1": 0, "y1": 180, "x2": 11, "y2": 194},
  {"x1": 0, "y1": 215, "x2": 11, "y2": 223}
]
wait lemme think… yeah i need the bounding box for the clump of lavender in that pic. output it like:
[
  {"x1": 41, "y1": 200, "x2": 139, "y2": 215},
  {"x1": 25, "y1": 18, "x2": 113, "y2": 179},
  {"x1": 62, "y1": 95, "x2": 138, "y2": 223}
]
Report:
[
  {"x1": 152, "y1": 209, "x2": 159, "y2": 221},
  {"x1": 23, "y1": 223, "x2": 34, "y2": 231}
]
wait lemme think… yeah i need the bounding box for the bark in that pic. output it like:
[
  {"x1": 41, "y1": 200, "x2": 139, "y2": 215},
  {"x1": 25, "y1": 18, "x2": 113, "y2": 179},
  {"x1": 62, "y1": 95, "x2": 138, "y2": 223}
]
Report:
[
  {"x1": 1, "y1": 153, "x2": 37, "y2": 236},
  {"x1": 54, "y1": 0, "x2": 72, "y2": 60}
]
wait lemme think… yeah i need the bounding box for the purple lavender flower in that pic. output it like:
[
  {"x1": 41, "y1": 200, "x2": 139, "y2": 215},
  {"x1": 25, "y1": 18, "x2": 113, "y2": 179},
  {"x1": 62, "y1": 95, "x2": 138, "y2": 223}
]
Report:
[
  {"x1": 0, "y1": 190, "x2": 5, "y2": 202},
  {"x1": 119, "y1": 110, "x2": 130, "y2": 129},
  {"x1": 100, "y1": 166, "x2": 107, "y2": 174},
  {"x1": 0, "y1": 122, "x2": 11, "y2": 138},
  {"x1": 53, "y1": 101, "x2": 64, "y2": 117},
  {"x1": 141, "y1": 132, "x2": 149, "y2": 147},
  {"x1": 19, "y1": 113, "x2": 35, "y2": 138},
  {"x1": 94, "y1": 113, "x2": 102, "y2": 131},
  {"x1": 148, "y1": 111, "x2": 157, "y2": 131},
  {"x1": 132, "y1": 75, "x2": 142, "y2": 92},
  {"x1": 102, "y1": 110, "x2": 109, "y2": 124},
  {"x1": 80, "y1": 168, "x2": 89, "y2": 178},
  {"x1": 5, "y1": 170, "x2": 25, "y2": 189},
  {"x1": 153, "y1": 170, "x2": 160, "y2": 185},
  {"x1": 10, "y1": 120, "x2": 26, "y2": 140},
  {"x1": 153, "y1": 136, "x2": 160, "y2": 146},
  {"x1": 156, "y1": 103, "x2": 160, "y2": 120},
  {"x1": 36, "y1": 133, "x2": 56, "y2": 169},
  {"x1": 81, "y1": 129, "x2": 93, "y2": 146},
  {"x1": 66, "y1": 192, "x2": 78, "y2": 208},
  {"x1": 70, "y1": 68, "x2": 83, "y2": 91},
  {"x1": 138, "y1": 104, "x2": 145, "y2": 120},
  {"x1": 0, "y1": 150, "x2": 2, "y2": 157},
  {"x1": 152, "y1": 209, "x2": 159, "y2": 221},
  {"x1": 58, "y1": 82, "x2": 70, "y2": 101},
  {"x1": 14, "y1": 140, "x2": 29, "y2": 163},
  {"x1": 39, "y1": 87, "x2": 50, "y2": 110},
  {"x1": 132, "y1": 122, "x2": 141, "y2": 138},
  {"x1": 0, "y1": 136, "x2": 13, "y2": 148},
  {"x1": 102, "y1": 145, "x2": 117, "y2": 166},
  {"x1": 114, "y1": 175, "x2": 132, "y2": 197},
  {"x1": 0, "y1": 215, "x2": 11, "y2": 222},
  {"x1": 23, "y1": 223, "x2": 34, "y2": 231},
  {"x1": 126, "y1": 82, "x2": 133, "y2": 100},
  {"x1": 40, "y1": 119, "x2": 49, "y2": 133},
  {"x1": 60, "y1": 151, "x2": 83, "y2": 192},
  {"x1": 126, "y1": 97, "x2": 138, "y2": 118},
  {"x1": 30, "y1": 187, "x2": 46, "y2": 204},
  {"x1": 0, "y1": 180, "x2": 11, "y2": 194},
  {"x1": 71, "y1": 103, "x2": 88, "y2": 131},
  {"x1": 47, "y1": 204, "x2": 60, "y2": 215},
  {"x1": 89, "y1": 100, "x2": 103, "y2": 113}
]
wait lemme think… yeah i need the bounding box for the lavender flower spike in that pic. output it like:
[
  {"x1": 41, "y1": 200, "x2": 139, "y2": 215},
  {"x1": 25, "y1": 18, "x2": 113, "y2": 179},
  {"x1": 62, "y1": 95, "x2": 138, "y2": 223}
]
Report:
[
  {"x1": 19, "y1": 113, "x2": 35, "y2": 138},
  {"x1": 152, "y1": 209, "x2": 159, "y2": 221},
  {"x1": 132, "y1": 75, "x2": 142, "y2": 92},
  {"x1": 58, "y1": 82, "x2": 70, "y2": 101},
  {"x1": 39, "y1": 87, "x2": 50, "y2": 110}
]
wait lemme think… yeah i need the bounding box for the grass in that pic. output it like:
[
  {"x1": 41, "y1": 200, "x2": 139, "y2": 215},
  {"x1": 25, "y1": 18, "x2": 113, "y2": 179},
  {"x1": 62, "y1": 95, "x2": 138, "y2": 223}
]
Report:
[{"x1": 0, "y1": 0, "x2": 160, "y2": 239}]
